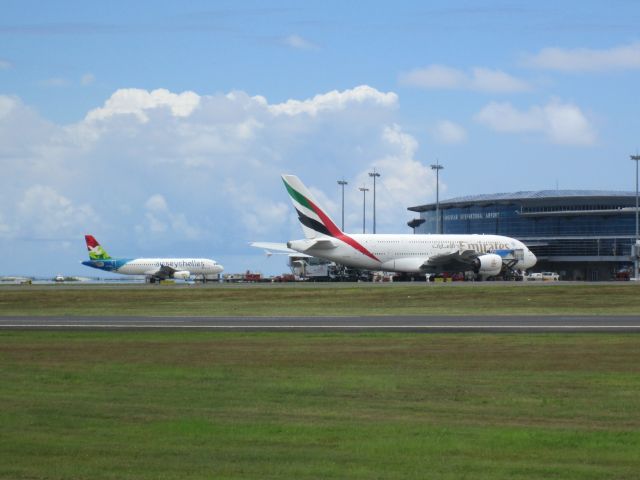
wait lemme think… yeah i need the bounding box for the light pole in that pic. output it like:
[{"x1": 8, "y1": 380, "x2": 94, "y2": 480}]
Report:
[
  {"x1": 368, "y1": 169, "x2": 381, "y2": 233},
  {"x1": 337, "y1": 179, "x2": 348, "y2": 231},
  {"x1": 431, "y1": 162, "x2": 444, "y2": 234},
  {"x1": 632, "y1": 155, "x2": 640, "y2": 279},
  {"x1": 359, "y1": 186, "x2": 369, "y2": 234}
]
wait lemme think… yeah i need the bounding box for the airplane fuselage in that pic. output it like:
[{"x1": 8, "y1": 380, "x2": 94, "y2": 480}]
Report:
[
  {"x1": 82, "y1": 258, "x2": 223, "y2": 276},
  {"x1": 288, "y1": 233, "x2": 536, "y2": 273}
]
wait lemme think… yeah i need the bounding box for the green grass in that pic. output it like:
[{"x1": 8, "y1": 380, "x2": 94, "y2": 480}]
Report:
[
  {"x1": 2, "y1": 283, "x2": 640, "y2": 316},
  {"x1": 1, "y1": 332, "x2": 640, "y2": 479}
]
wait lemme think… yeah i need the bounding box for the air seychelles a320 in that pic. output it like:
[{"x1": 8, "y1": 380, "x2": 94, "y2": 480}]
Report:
[
  {"x1": 272, "y1": 175, "x2": 536, "y2": 279},
  {"x1": 81, "y1": 235, "x2": 223, "y2": 282}
]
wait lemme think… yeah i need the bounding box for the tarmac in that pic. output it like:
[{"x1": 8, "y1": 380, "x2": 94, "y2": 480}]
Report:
[{"x1": 2, "y1": 315, "x2": 640, "y2": 332}]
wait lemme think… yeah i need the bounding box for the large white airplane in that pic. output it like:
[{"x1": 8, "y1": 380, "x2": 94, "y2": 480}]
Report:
[
  {"x1": 81, "y1": 235, "x2": 223, "y2": 282},
  {"x1": 272, "y1": 175, "x2": 537, "y2": 278}
]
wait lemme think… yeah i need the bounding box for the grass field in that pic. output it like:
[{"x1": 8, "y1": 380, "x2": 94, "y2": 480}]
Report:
[
  {"x1": 2, "y1": 283, "x2": 640, "y2": 316},
  {"x1": 1, "y1": 332, "x2": 639, "y2": 479},
  {"x1": 2, "y1": 285, "x2": 639, "y2": 478}
]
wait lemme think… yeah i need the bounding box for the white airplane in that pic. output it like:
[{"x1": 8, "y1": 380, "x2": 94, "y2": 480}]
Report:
[
  {"x1": 274, "y1": 175, "x2": 537, "y2": 278},
  {"x1": 81, "y1": 235, "x2": 223, "y2": 282}
]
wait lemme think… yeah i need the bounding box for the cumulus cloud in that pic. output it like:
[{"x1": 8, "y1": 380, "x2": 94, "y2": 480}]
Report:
[
  {"x1": 0, "y1": 84, "x2": 420, "y2": 273},
  {"x1": 145, "y1": 194, "x2": 169, "y2": 213},
  {"x1": 86, "y1": 88, "x2": 201, "y2": 122},
  {"x1": 0, "y1": 94, "x2": 77, "y2": 177},
  {"x1": 430, "y1": 120, "x2": 467, "y2": 144},
  {"x1": 15, "y1": 185, "x2": 97, "y2": 238},
  {"x1": 471, "y1": 68, "x2": 531, "y2": 92},
  {"x1": 474, "y1": 100, "x2": 596, "y2": 145},
  {"x1": 522, "y1": 42, "x2": 640, "y2": 72},
  {"x1": 0, "y1": 95, "x2": 17, "y2": 119},
  {"x1": 223, "y1": 179, "x2": 290, "y2": 235},
  {"x1": 0, "y1": 211, "x2": 11, "y2": 237},
  {"x1": 137, "y1": 194, "x2": 201, "y2": 240},
  {"x1": 399, "y1": 65, "x2": 531, "y2": 92},
  {"x1": 341, "y1": 125, "x2": 438, "y2": 232},
  {"x1": 267, "y1": 85, "x2": 398, "y2": 116}
]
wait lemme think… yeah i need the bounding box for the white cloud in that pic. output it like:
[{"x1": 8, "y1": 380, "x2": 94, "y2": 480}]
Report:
[
  {"x1": 282, "y1": 34, "x2": 318, "y2": 50},
  {"x1": 469, "y1": 67, "x2": 531, "y2": 93},
  {"x1": 431, "y1": 120, "x2": 467, "y2": 144},
  {"x1": 0, "y1": 211, "x2": 10, "y2": 237},
  {"x1": 399, "y1": 65, "x2": 465, "y2": 89},
  {"x1": 0, "y1": 59, "x2": 12, "y2": 70},
  {"x1": 15, "y1": 185, "x2": 97, "y2": 238},
  {"x1": 399, "y1": 64, "x2": 531, "y2": 92},
  {"x1": 268, "y1": 85, "x2": 398, "y2": 116},
  {"x1": 343, "y1": 125, "x2": 438, "y2": 233},
  {"x1": 86, "y1": 88, "x2": 201, "y2": 122},
  {"x1": 0, "y1": 84, "x2": 409, "y2": 271},
  {"x1": 223, "y1": 179, "x2": 289, "y2": 235},
  {"x1": 81, "y1": 73, "x2": 96, "y2": 86},
  {"x1": 145, "y1": 194, "x2": 169, "y2": 213},
  {"x1": 0, "y1": 95, "x2": 18, "y2": 119},
  {"x1": 475, "y1": 100, "x2": 596, "y2": 146},
  {"x1": 522, "y1": 42, "x2": 640, "y2": 72},
  {"x1": 138, "y1": 194, "x2": 201, "y2": 240}
]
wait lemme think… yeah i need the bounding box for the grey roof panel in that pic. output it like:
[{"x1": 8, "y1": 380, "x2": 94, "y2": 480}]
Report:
[{"x1": 408, "y1": 190, "x2": 637, "y2": 211}]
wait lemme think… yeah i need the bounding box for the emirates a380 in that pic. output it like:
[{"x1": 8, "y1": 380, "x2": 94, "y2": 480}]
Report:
[
  {"x1": 81, "y1": 235, "x2": 223, "y2": 282},
  {"x1": 278, "y1": 175, "x2": 536, "y2": 279}
]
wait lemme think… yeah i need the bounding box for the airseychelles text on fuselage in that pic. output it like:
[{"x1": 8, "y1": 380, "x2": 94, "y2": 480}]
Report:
[{"x1": 84, "y1": 258, "x2": 221, "y2": 274}]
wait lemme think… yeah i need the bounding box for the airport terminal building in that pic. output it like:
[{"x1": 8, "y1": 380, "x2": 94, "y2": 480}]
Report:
[{"x1": 408, "y1": 190, "x2": 639, "y2": 281}]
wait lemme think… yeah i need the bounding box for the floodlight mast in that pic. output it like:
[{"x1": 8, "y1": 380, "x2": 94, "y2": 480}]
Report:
[
  {"x1": 359, "y1": 186, "x2": 369, "y2": 234},
  {"x1": 368, "y1": 169, "x2": 381, "y2": 233},
  {"x1": 431, "y1": 162, "x2": 444, "y2": 234},
  {"x1": 337, "y1": 179, "x2": 348, "y2": 231}
]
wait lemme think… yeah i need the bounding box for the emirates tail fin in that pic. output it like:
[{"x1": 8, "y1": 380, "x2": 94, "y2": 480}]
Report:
[{"x1": 281, "y1": 175, "x2": 343, "y2": 240}]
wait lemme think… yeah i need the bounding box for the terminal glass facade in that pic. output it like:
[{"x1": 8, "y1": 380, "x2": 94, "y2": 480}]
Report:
[{"x1": 409, "y1": 191, "x2": 639, "y2": 280}]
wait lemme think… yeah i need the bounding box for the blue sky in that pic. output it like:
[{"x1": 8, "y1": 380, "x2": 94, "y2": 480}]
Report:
[{"x1": 1, "y1": 0, "x2": 639, "y2": 277}]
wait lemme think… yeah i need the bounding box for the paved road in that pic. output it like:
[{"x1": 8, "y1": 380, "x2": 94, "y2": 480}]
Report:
[{"x1": 2, "y1": 315, "x2": 640, "y2": 332}]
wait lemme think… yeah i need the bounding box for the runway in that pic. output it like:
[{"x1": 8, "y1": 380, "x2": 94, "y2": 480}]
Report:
[{"x1": 2, "y1": 315, "x2": 640, "y2": 332}]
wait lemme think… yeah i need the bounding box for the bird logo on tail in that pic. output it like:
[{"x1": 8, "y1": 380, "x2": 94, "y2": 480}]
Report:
[{"x1": 85, "y1": 235, "x2": 111, "y2": 260}]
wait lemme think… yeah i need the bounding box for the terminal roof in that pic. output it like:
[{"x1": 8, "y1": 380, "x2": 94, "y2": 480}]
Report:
[{"x1": 408, "y1": 190, "x2": 637, "y2": 212}]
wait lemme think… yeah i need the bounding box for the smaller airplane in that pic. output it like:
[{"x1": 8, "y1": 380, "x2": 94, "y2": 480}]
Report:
[{"x1": 81, "y1": 235, "x2": 223, "y2": 283}]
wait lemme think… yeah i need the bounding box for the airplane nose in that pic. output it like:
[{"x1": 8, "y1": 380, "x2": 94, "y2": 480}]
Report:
[{"x1": 527, "y1": 251, "x2": 537, "y2": 268}]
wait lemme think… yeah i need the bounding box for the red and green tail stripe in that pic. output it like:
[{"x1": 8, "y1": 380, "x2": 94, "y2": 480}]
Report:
[{"x1": 284, "y1": 178, "x2": 379, "y2": 262}]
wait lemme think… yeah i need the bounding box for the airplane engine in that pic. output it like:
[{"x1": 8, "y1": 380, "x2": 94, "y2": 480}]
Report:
[
  {"x1": 172, "y1": 270, "x2": 191, "y2": 280},
  {"x1": 472, "y1": 254, "x2": 502, "y2": 276}
]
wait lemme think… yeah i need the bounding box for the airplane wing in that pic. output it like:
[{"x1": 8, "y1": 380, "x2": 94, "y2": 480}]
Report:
[
  {"x1": 144, "y1": 265, "x2": 177, "y2": 279},
  {"x1": 421, "y1": 249, "x2": 481, "y2": 272},
  {"x1": 250, "y1": 241, "x2": 312, "y2": 258},
  {"x1": 250, "y1": 242, "x2": 296, "y2": 253}
]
